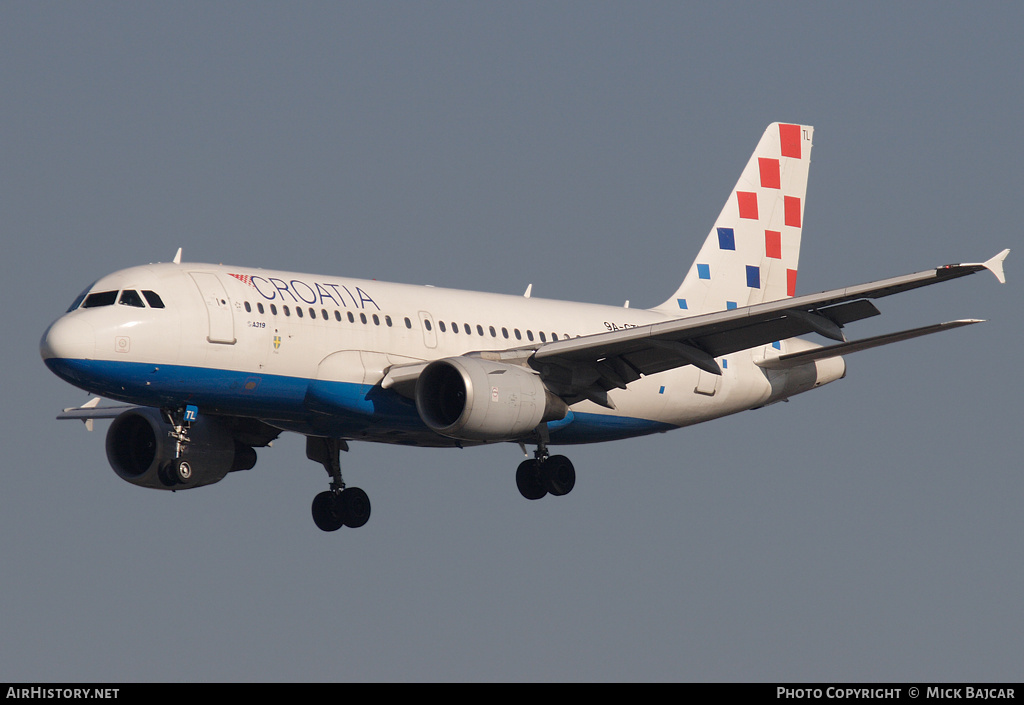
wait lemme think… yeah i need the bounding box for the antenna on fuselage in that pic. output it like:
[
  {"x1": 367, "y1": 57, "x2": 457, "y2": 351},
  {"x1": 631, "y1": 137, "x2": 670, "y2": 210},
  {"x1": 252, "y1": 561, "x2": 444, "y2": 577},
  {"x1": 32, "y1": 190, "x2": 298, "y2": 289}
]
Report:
[
  {"x1": 173, "y1": 247, "x2": 182, "y2": 264},
  {"x1": 524, "y1": 284, "x2": 532, "y2": 298}
]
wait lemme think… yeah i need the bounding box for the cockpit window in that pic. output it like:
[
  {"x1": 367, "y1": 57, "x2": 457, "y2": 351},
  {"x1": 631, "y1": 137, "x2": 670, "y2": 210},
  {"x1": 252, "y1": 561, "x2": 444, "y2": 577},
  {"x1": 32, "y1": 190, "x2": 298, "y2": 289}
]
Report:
[
  {"x1": 75, "y1": 288, "x2": 165, "y2": 310},
  {"x1": 66, "y1": 282, "x2": 96, "y2": 312},
  {"x1": 82, "y1": 291, "x2": 118, "y2": 308},
  {"x1": 118, "y1": 290, "x2": 146, "y2": 308}
]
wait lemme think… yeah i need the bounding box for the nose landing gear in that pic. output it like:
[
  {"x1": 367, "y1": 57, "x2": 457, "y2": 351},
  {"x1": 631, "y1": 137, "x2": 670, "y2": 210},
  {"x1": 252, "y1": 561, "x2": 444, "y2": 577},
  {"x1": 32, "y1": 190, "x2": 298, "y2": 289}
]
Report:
[{"x1": 158, "y1": 406, "x2": 195, "y2": 487}]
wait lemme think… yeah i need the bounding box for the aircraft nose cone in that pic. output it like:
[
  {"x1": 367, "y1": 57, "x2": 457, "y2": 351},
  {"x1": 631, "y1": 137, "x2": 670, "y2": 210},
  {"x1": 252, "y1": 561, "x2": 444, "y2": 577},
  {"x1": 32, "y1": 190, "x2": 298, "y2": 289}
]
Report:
[{"x1": 40, "y1": 316, "x2": 95, "y2": 362}]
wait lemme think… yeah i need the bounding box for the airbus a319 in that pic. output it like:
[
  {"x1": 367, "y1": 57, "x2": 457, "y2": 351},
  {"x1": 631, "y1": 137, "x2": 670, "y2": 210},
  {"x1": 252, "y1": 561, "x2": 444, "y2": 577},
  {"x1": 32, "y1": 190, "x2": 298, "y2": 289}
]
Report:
[{"x1": 40, "y1": 123, "x2": 1008, "y2": 532}]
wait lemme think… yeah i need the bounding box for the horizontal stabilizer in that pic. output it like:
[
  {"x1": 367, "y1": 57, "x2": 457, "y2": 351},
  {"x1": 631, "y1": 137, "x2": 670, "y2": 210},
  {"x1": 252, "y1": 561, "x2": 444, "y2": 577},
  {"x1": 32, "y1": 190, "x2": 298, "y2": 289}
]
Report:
[{"x1": 755, "y1": 320, "x2": 983, "y2": 370}]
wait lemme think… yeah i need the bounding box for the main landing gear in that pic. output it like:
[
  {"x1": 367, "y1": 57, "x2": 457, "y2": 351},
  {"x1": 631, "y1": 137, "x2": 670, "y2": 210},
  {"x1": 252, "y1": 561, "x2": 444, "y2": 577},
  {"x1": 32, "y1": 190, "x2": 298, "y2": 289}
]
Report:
[
  {"x1": 306, "y1": 436, "x2": 371, "y2": 532},
  {"x1": 516, "y1": 431, "x2": 576, "y2": 500},
  {"x1": 305, "y1": 431, "x2": 574, "y2": 530}
]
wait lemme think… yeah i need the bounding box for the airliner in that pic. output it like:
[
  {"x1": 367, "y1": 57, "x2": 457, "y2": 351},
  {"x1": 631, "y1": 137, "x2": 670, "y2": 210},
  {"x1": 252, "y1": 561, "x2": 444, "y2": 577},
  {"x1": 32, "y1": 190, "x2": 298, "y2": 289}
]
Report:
[{"x1": 40, "y1": 123, "x2": 1008, "y2": 532}]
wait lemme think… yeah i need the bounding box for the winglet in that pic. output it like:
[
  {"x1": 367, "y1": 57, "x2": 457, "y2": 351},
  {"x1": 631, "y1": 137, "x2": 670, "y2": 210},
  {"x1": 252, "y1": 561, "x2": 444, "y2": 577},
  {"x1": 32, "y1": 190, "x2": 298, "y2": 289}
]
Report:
[{"x1": 983, "y1": 249, "x2": 1010, "y2": 284}]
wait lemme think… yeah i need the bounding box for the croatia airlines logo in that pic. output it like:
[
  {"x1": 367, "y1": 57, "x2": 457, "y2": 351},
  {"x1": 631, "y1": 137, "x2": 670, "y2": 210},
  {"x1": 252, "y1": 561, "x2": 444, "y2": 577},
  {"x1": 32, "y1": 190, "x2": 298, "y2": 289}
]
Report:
[{"x1": 226, "y1": 272, "x2": 380, "y2": 310}]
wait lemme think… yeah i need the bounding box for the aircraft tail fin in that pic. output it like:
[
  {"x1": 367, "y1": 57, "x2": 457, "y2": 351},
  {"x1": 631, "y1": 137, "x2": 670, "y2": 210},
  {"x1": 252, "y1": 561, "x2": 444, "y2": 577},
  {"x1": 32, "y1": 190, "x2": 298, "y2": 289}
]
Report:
[{"x1": 653, "y1": 123, "x2": 814, "y2": 315}]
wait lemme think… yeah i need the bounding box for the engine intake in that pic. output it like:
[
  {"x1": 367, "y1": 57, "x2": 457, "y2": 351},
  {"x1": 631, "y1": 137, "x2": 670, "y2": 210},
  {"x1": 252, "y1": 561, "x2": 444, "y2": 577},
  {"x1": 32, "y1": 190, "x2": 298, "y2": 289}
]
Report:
[
  {"x1": 415, "y1": 357, "x2": 567, "y2": 442},
  {"x1": 105, "y1": 407, "x2": 255, "y2": 490}
]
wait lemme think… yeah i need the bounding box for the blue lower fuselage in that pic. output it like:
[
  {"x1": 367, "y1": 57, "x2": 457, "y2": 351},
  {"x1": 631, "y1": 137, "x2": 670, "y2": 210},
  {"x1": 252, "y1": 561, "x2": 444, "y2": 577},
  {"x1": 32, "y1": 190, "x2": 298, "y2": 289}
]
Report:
[{"x1": 44, "y1": 357, "x2": 676, "y2": 446}]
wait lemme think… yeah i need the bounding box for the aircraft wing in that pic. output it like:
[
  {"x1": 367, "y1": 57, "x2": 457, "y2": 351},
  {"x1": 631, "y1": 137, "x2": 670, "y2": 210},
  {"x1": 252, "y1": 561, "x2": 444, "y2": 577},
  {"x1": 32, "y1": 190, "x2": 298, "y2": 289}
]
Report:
[
  {"x1": 527, "y1": 250, "x2": 1008, "y2": 407},
  {"x1": 57, "y1": 397, "x2": 139, "y2": 431},
  {"x1": 380, "y1": 251, "x2": 1007, "y2": 406}
]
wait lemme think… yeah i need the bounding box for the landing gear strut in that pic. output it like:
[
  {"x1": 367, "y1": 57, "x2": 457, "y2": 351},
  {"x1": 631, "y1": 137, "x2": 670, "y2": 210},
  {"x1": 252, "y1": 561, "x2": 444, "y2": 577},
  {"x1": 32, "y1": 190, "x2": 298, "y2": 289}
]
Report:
[
  {"x1": 515, "y1": 428, "x2": 575, "y2": 500},
  {"x1": 306, "y1": 437, "x2": 371, "y2": 532},
  {"x1": 159, "y1": 406, "x2": 194, "y2": 487}
]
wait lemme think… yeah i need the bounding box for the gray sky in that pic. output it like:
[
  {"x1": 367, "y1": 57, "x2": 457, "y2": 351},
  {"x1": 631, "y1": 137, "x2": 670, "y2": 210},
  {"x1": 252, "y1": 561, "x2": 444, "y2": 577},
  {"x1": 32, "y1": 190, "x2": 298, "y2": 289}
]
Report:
[{"x1": 3, "y1": 2, "x2": 1022, "y2": 682}]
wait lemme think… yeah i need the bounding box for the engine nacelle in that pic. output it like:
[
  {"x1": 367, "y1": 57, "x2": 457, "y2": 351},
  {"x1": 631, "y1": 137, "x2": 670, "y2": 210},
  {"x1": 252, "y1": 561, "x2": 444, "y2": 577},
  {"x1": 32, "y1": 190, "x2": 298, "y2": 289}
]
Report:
[
  {"x1": 415, "y1": 357, "x2": 568, "y2": 442},
  {"x1": 105, "y1": 407, "x2": 256, "y2": 490}
]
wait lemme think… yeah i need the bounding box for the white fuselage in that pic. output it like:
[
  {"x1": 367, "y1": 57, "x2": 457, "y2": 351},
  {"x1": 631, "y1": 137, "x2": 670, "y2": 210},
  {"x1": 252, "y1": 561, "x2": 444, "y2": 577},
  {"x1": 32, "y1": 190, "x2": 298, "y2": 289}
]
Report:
[{"x1": 41, "y1": 262, "x2": 837, "y2": 447}]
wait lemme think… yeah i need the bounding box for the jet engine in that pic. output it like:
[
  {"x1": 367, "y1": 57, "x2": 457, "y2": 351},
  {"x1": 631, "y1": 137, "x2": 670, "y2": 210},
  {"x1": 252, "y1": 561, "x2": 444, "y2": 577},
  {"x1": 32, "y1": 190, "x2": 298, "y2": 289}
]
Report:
[
  {"x1": 415, "y1": 357, "x2": 568, "y2": 442},
  {"x1": 105, "y1": 407, "x2": 257, "y2": 490}
]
